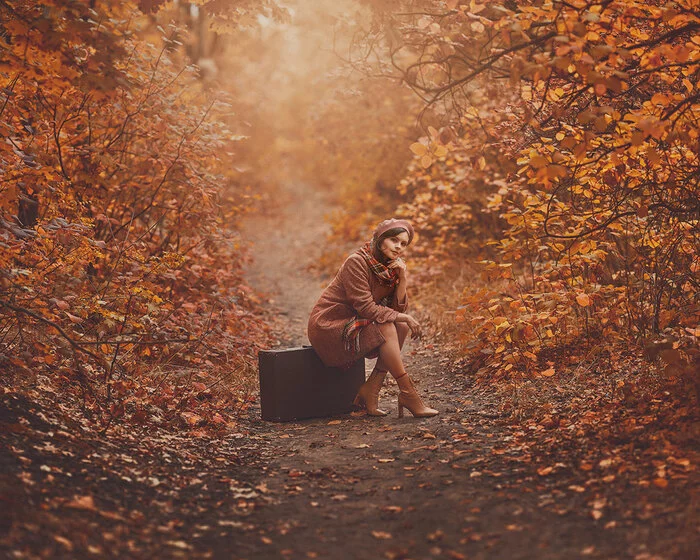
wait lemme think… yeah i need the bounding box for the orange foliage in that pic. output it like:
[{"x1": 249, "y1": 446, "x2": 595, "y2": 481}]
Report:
[
  {"x1": 0, "y1": 1, "x2": 273, "y2": 428},
  {"x1": 353, "y1": 0, "x2": 700, "y2": 386}
]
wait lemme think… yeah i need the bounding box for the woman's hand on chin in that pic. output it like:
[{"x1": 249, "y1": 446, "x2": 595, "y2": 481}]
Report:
[{"x1": 389, "y1": 257, "x2": 407, "y2": 279}]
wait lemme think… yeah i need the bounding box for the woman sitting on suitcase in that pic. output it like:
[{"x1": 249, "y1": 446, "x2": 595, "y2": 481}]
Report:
[{"x1": 307, "y1": 218, "x2": 438, "y2": 418}]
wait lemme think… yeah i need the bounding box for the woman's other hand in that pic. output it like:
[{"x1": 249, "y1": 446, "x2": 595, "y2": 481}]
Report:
[{"x1": 397, "y1": 313, "x2": 422, "y2": 339}]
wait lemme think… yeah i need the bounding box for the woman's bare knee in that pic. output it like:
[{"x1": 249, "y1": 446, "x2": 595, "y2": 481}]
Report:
[
  {"x1": 378, "y1": 321, "x2": 398, "y2": 340},
  {"x1": 396, "y1": 322, "x2": 410, "y2": 339}
]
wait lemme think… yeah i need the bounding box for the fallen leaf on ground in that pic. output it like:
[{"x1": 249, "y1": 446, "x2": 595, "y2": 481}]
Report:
[
  {"x1": 427, "y1": 529, "x2": 444, "y2": 542},
  {"x1": 381, "y1": 505, "x2": 403, "y2": 513},
  {"x1": 64, "y1": 495, "x2": 96, "y2": 511},
  {"x1": 53, "y1": 535, "x2": 73, "y2": 550}
]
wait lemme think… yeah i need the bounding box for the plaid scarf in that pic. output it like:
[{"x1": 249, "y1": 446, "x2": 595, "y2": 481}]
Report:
[
  {"x1": 341, "y1": 241, "x2": 399, "y2": 354},
  {"x1": 357, "y1": 241, "x2": 400, "y2": 288}
]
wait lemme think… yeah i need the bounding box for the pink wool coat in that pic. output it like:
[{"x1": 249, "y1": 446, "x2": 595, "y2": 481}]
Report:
[{"x1": 307, "y1": 252, "x2": 408, "y2": 368}]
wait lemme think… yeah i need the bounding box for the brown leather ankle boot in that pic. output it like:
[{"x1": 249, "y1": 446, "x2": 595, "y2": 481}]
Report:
[
  {"x1": 395, "y1": 373, "x2": 438, "y2": 418},
  {"x1": 353, "y1": 368, "x2": 389, "y2": 416}
]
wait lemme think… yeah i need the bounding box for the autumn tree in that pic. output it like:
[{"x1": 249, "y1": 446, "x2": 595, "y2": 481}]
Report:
[
  {"x1": 0, "y1": 0, "x2": 275, "y2": 428},
  {"x1": 348, "y1": 0, "x2": 699, "y2": 384}
]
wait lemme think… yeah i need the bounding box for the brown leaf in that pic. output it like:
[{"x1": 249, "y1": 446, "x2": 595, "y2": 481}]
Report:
[
  {"x1": 380, "y1": 505, "x2": 403, "y2": 513},
  {"x1": 64, "y1": 495, "x2": 96, "y2": 511},
  {"x1": 427, "y1": 529, "x2": 444, "y2": 542},
  {"x1": 53, "y1": 535, "x2": 74, "y2": 550},
  {"x1": 64, "y1": 312, "x2": 84, "y2": 324}
]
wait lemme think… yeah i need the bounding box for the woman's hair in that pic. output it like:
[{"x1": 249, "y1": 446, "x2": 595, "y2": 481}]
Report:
[{"x1": 372, "y1": 227, "x2": 410, "y2": 262}]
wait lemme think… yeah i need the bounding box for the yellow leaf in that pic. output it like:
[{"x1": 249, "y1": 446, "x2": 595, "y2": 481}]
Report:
[
  {"x1": 576, "y1": 293, "x2": 591, "y2": 307},
  {"x1": 410, "y1": 142, "x2": 427, "y2": 156},
  {"x1": 529, "y1": 155, "x2": 548, "y2": 169},
  {"x1": 433, "y1": 145, "x2": 448, "y2": 158},
  {"x1": 541, "y1": 367, "x2": 556, "y2": 377}
]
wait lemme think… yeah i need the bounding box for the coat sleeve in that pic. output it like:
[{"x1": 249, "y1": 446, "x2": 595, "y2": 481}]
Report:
[
  {"x1": 341, "y1": 255, "x2": 400, "y2": 323},
  {"x1": 392, "y1": 285, "x2": 408, "y2": 313}
]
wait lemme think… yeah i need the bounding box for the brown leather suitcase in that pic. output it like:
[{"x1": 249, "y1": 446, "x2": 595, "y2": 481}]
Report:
[{"x1": 258, "y1": 346, "x2": 365, "y2": 422}]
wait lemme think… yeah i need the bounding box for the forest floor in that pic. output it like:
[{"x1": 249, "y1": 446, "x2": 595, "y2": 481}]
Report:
[{"x1": 1, "y1": 181, "x2": 698, "y2": 559}]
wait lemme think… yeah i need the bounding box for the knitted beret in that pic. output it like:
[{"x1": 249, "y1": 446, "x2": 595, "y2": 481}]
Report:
[{"x1": 373, "y1": 218, "x2": 415, "y2": 245}]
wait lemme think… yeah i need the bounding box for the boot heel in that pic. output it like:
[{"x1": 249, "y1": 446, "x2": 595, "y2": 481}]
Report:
[{"x1": 398, "y1": 404, "x2": 404, "y2": 418}]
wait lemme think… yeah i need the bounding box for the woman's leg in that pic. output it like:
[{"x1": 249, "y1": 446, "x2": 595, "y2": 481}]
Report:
[
  {"x1": 374, "y1": 322, "x2": 409, "y2": 374},
  {"x1": 396, "y1": 322, "x2": 410, "y2": 348},
  {"x1": 376, "y1": 322, "x2": 408, "y2": 379},
  {"x1": 353, "y1": 322, "x2": 405, "y2": 416},
  {"x1": 375, "y1": 321, "x2": 438, "y2": 417}
]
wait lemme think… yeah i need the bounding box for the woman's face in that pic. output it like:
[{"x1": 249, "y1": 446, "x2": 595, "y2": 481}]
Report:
[{"x1": 378, "y1": 231, "x2": 410, "y2": 261}]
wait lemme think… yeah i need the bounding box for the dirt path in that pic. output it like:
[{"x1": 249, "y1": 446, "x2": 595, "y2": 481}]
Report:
[
  {"x1": 229, "y1": 182, "x2": 697, "y2": 560},
  {"x1": 239, "y1": 181, "x2": 333, "y2": 349}
]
